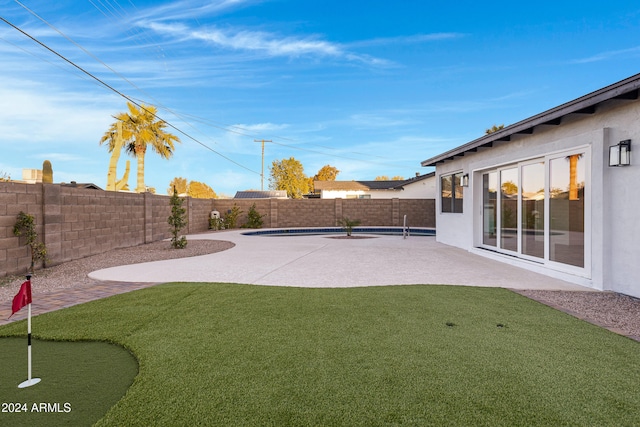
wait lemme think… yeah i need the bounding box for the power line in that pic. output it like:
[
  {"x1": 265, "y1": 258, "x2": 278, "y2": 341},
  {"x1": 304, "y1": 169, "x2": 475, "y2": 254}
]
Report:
[
  {"x1": 2, "y1": 8, "x2": 416, "y2": 173},
  {"x1": 0, "y1": 14, "x2": 260, "y2": 175},
  {"x1": 13, "y1": 0, "x2": 227, "y2": 154}
]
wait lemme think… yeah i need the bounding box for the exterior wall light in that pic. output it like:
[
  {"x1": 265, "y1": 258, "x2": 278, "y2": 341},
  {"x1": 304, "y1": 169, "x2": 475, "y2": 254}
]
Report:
[
  {"x1": 461, "y1": 174, "x2": 470, "y2": 187},
  {"x1": 609, "y1": 139, "x2": 631, "y2": 167}
]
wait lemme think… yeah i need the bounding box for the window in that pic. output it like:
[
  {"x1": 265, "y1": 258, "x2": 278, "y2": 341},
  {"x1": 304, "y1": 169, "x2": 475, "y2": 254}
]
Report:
[{"x1": 441, "y1": 172, "x2": 463, "y2": 213}]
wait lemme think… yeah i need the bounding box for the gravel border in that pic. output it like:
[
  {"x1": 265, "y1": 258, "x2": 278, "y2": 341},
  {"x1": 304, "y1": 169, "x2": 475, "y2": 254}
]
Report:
[
  {"x1": 0, "y1": 239, "x2": 234, "y2": 302},
  {"x1": 2, "y1": 240, "x2": 639, "y2": 340},
  {"x1": 513, "y1": 289, "x2": 640, "y2": 341}
]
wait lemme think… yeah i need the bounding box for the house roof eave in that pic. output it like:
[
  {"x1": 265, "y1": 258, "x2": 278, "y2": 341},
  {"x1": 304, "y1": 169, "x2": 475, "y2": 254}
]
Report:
[{"x1": 421, "y1": 73, "x2": 640, "y2": 167}]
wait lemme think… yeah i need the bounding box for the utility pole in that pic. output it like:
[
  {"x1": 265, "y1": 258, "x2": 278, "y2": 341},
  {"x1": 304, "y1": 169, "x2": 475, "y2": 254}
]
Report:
[{"x1": 254, "y1": 139, "x2": 272, "y2": 191}]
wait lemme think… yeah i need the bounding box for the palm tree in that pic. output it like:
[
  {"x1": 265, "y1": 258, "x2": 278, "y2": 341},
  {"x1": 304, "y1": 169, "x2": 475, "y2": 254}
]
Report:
[
  {"x1": 100, "y1": 120, "x2": 131, "y2": 191},
  {"x1": 485, "y1": 124, "x2": 505, "y2": 134},
  {"x1": 101, "y1": 102, "x2": 180, "y2": 193}
]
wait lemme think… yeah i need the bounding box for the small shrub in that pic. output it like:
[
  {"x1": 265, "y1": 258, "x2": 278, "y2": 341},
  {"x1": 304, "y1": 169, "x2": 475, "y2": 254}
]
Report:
[
  {"x1": 244, "y1": 203, "x2": 265, "y2": 229},
  {"x1": 13, "y1": 211, "x2": 47, "y2": 272},
  {"x1": 338, "y1": 217, "x2": 361, "y2": 236},
  {"x1": 209, "y1": 217, "x2": 224, "y2": 230},
  {"x1": 168, "y1": 187, "x2": 188, "y2": 249},
  {"x1": 223, "y1": 204, "x2": 243, "y2": 229}
]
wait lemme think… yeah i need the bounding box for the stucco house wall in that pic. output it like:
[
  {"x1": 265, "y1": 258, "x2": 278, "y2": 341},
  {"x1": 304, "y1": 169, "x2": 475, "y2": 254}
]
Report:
[
  {"x1": 425, "y1": 81, "x2": 640, "y2": 297},
  {"x1": 316, "y1": 174, "x2": 436, "y2": 199}
]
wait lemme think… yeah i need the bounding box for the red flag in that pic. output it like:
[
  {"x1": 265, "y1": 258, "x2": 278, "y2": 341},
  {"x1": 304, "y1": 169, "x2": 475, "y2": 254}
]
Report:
[{"x1": 10, "y1": 280, "x2": 32, "y2": 318}]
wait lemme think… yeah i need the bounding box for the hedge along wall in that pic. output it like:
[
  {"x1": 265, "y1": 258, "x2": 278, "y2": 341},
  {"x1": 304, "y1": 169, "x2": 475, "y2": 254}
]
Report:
[{"x1": 1, "y1": 181, "x2": 435, "y2": 277}]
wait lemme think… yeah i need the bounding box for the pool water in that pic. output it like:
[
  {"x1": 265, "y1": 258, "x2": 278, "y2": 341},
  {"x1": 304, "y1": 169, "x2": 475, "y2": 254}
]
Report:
[{"x1": 242, "y1": 227, "x2": 436, "y2": 237}]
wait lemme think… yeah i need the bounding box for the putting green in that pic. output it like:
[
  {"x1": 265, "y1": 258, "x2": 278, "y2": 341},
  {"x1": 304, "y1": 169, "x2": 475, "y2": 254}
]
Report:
[{"x1": 0, "y1": 337, "x2": 138, "y2": 427}]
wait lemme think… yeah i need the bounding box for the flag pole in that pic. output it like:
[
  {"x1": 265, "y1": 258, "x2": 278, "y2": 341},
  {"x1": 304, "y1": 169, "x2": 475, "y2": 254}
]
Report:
[{"x1": 18, "y1": 274, "x2": 40, "y2": 388}]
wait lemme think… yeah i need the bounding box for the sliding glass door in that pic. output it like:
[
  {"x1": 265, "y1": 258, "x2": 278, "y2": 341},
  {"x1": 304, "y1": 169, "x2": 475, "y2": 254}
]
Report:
[
  {"x1": 479, "y1": 150, "x2": 587, "y2": 271},
  {"x1": 549, "y1": 154, "x2": 585, "y2": 267}
]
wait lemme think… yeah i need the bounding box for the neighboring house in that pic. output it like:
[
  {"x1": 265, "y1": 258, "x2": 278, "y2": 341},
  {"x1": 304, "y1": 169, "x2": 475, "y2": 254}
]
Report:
[
  {"x1": 61, "y1": 182, "x2": 103, "y2": 190},
  {"x1": 20, "y1": 169, "x2": 102, "y2": 189},
  {"x1": 314, "y1": 173, "x2": 435, "y2": 199},
  {"x1": 22, "y1": 169, "x2": 43, "y2": 184},
  {"x1": 234, "y1": 190, "x2": 288, "y2": 199},
  {"x1": 421, "y1": 72, "x2": 640, "y2": 298}
]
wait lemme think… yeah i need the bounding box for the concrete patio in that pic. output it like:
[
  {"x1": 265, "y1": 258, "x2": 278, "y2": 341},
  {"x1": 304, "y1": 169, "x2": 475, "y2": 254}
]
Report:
[{"x1": 89, "y1": 230, "x2": 591, "y2": 291}]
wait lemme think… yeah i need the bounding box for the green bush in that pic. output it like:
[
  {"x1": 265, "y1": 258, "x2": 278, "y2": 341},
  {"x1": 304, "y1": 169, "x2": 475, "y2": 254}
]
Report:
[
  {"x1": 13, "y1": 211, "x2": 48, "y2": 272},
  {"x1": 209, "y1": 217, "x2": 224, "y2": 230},
  {"x1": 244, "y1": 203, "x2": 265, "y2": 229},
  {"x1": 223, "y1": 204, "x2": 243, "y2": 229},
  {"x1": 338, "y1": 217, "x2": 361, "y2": 236}
]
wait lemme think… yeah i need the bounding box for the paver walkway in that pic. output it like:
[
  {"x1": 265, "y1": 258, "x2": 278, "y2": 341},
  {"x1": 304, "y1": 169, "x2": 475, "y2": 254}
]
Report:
[{"x1": 2, "y1": 281, "x2": 160, "y2": 325}]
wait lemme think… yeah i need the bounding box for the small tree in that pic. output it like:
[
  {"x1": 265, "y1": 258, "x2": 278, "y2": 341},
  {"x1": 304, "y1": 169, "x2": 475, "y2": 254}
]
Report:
[
  {"x1": 13, "y1": 211, "x2": 47, "y2": 273},
  {"x1": 338, "y1": 217, "x2": 361, "y2": 237},
  {"x1": 168, "y1": 187, "x2": 188, "y2": 249},
  {"x1": 244, "y1": 203, "x2": 265, "y2": 229},
  {"x1": 223, "y1": 204, "x2": 243, "y2": 229},
  {"x1": 269, "y1": 157, "x2": 309, "y2": 199},
  {"x1": 485, "y1": 124, "x2": 505, "y2": 134}
]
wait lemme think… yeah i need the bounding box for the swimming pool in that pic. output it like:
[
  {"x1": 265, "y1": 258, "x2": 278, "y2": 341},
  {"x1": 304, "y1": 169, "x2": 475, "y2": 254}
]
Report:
[{"x1": 242, "y1": 227, "x2": 436, "y2": 237}]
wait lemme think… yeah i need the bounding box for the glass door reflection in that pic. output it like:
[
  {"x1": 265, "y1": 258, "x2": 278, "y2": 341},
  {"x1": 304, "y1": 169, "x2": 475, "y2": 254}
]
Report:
[
  {"x1": 500, "y1": 167, "x2": 518, "y2": 252},
  {"x1": 521, "y1": 162, "x2": 545, "y2": 259},
  {"x1": 549, "y1": 154, "x2": 585, "y2": 267},
  {"x1": 482, "y1": 172, "x2": 497, "y2": 247}
]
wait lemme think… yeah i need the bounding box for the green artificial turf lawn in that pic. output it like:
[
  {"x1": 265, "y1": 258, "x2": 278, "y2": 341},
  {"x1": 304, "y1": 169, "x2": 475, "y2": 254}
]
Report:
[
  {"x1": 0, "y1": 338, "x2": 138, "y2": 427},
  {"x1": 1, "y1": 283, "x2": 640, "y2": 426}
]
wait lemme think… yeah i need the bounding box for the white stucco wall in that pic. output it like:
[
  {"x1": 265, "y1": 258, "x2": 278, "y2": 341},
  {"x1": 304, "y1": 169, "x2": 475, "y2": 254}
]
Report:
[
  {"x1": 433, "y1": 98, "x2": 640, "y2": 297},
  {"x1": 402, "y1": 176, "x2": 436, "y2": 198},
  {"x1": 320, "y1": 176, "x2": 436, "y2": 199},
  {"x1": 320, "y1": 190, "x2": 370, "y2": 199}
]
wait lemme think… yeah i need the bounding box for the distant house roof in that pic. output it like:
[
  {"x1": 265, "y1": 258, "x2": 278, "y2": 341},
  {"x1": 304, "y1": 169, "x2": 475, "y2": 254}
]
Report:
[
  {"x1": 421, "y1": 72, "x2": 640, "y2": 167},
  {"x1": 314, "y1": 173, "x2": 435, "y2": 192},
  {"x1": 234, "y1": 190, "x2": 288, "y2": 199},
  {"x1": 61, "y1": 182, "x2": 103, "y2": 190}
]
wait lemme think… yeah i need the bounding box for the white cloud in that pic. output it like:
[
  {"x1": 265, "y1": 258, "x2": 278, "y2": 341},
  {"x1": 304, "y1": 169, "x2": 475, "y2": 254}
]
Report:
[
  {"x1": 127, "y1": 0, "x2": 255, "y2": 22},
  {"x1": 570, "y1": 46, "x2": 640, "y2": 64},
  {"x1": 0, "y1": 81, "x2": 118, "y2": 144},
  {"x1": 347, "y1": 33, "x2": 466, "y2": 48},
  {"x1": 231, "y1": 122, "x2": 290, "y2": 133},
  {"x1": 140, "y1": 21, "x2": 390, "y2": 66}
]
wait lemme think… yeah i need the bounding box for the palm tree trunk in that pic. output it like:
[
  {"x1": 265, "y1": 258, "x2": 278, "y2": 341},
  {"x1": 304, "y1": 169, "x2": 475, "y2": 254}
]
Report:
[
  {"x1": 135, "y1": 149, "x2": 146, "y2": 193},
  {"x1": 106, "y1": 121, "x2": 124, "y2": 191},
  {"x1": 569, "y1": 154, "x2": 578, "y2": 201}
]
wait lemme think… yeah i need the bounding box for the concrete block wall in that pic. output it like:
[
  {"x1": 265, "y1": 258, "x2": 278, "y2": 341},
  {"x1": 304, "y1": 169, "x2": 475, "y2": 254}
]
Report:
[
  {"x1": 150, "y1": 194, "x2": 172, "y2": 243},
  {"x1": 211, "y1": 199, "x2": 274, "y2": 227},
  {"x1": 1, "y1": 181, "x2": 435, "y2": 277},
  {"x1": 0, "y1": 183, "x2": 208, "y2": 277},
  {"x1": 211, "y1": 198, "x2": 435, "y2": 229},
  {"x1": 0, "y1": 182, "x2": 44, "y2": 276},
  {"x1": 399, "y1": 199, "x2": 435, "y2": 228},
  {"x1": 57, "y1": 186, "x2": 146, "y2": 263},
  {"x1": 342, "y1": 199, "x2": 394, "y2": 226},
  {"x1": 276, "y1": 199, "x2": 336, "y2": 227},
  {"x1": 188, "y1": 198, "x2": 215, "y2": 234}
]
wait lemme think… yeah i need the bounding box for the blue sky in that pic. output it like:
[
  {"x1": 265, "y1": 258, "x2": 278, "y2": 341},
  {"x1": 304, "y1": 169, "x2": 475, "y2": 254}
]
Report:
[{"x1": 1, "y1": 0, "x2": 639, "y2": 196}]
